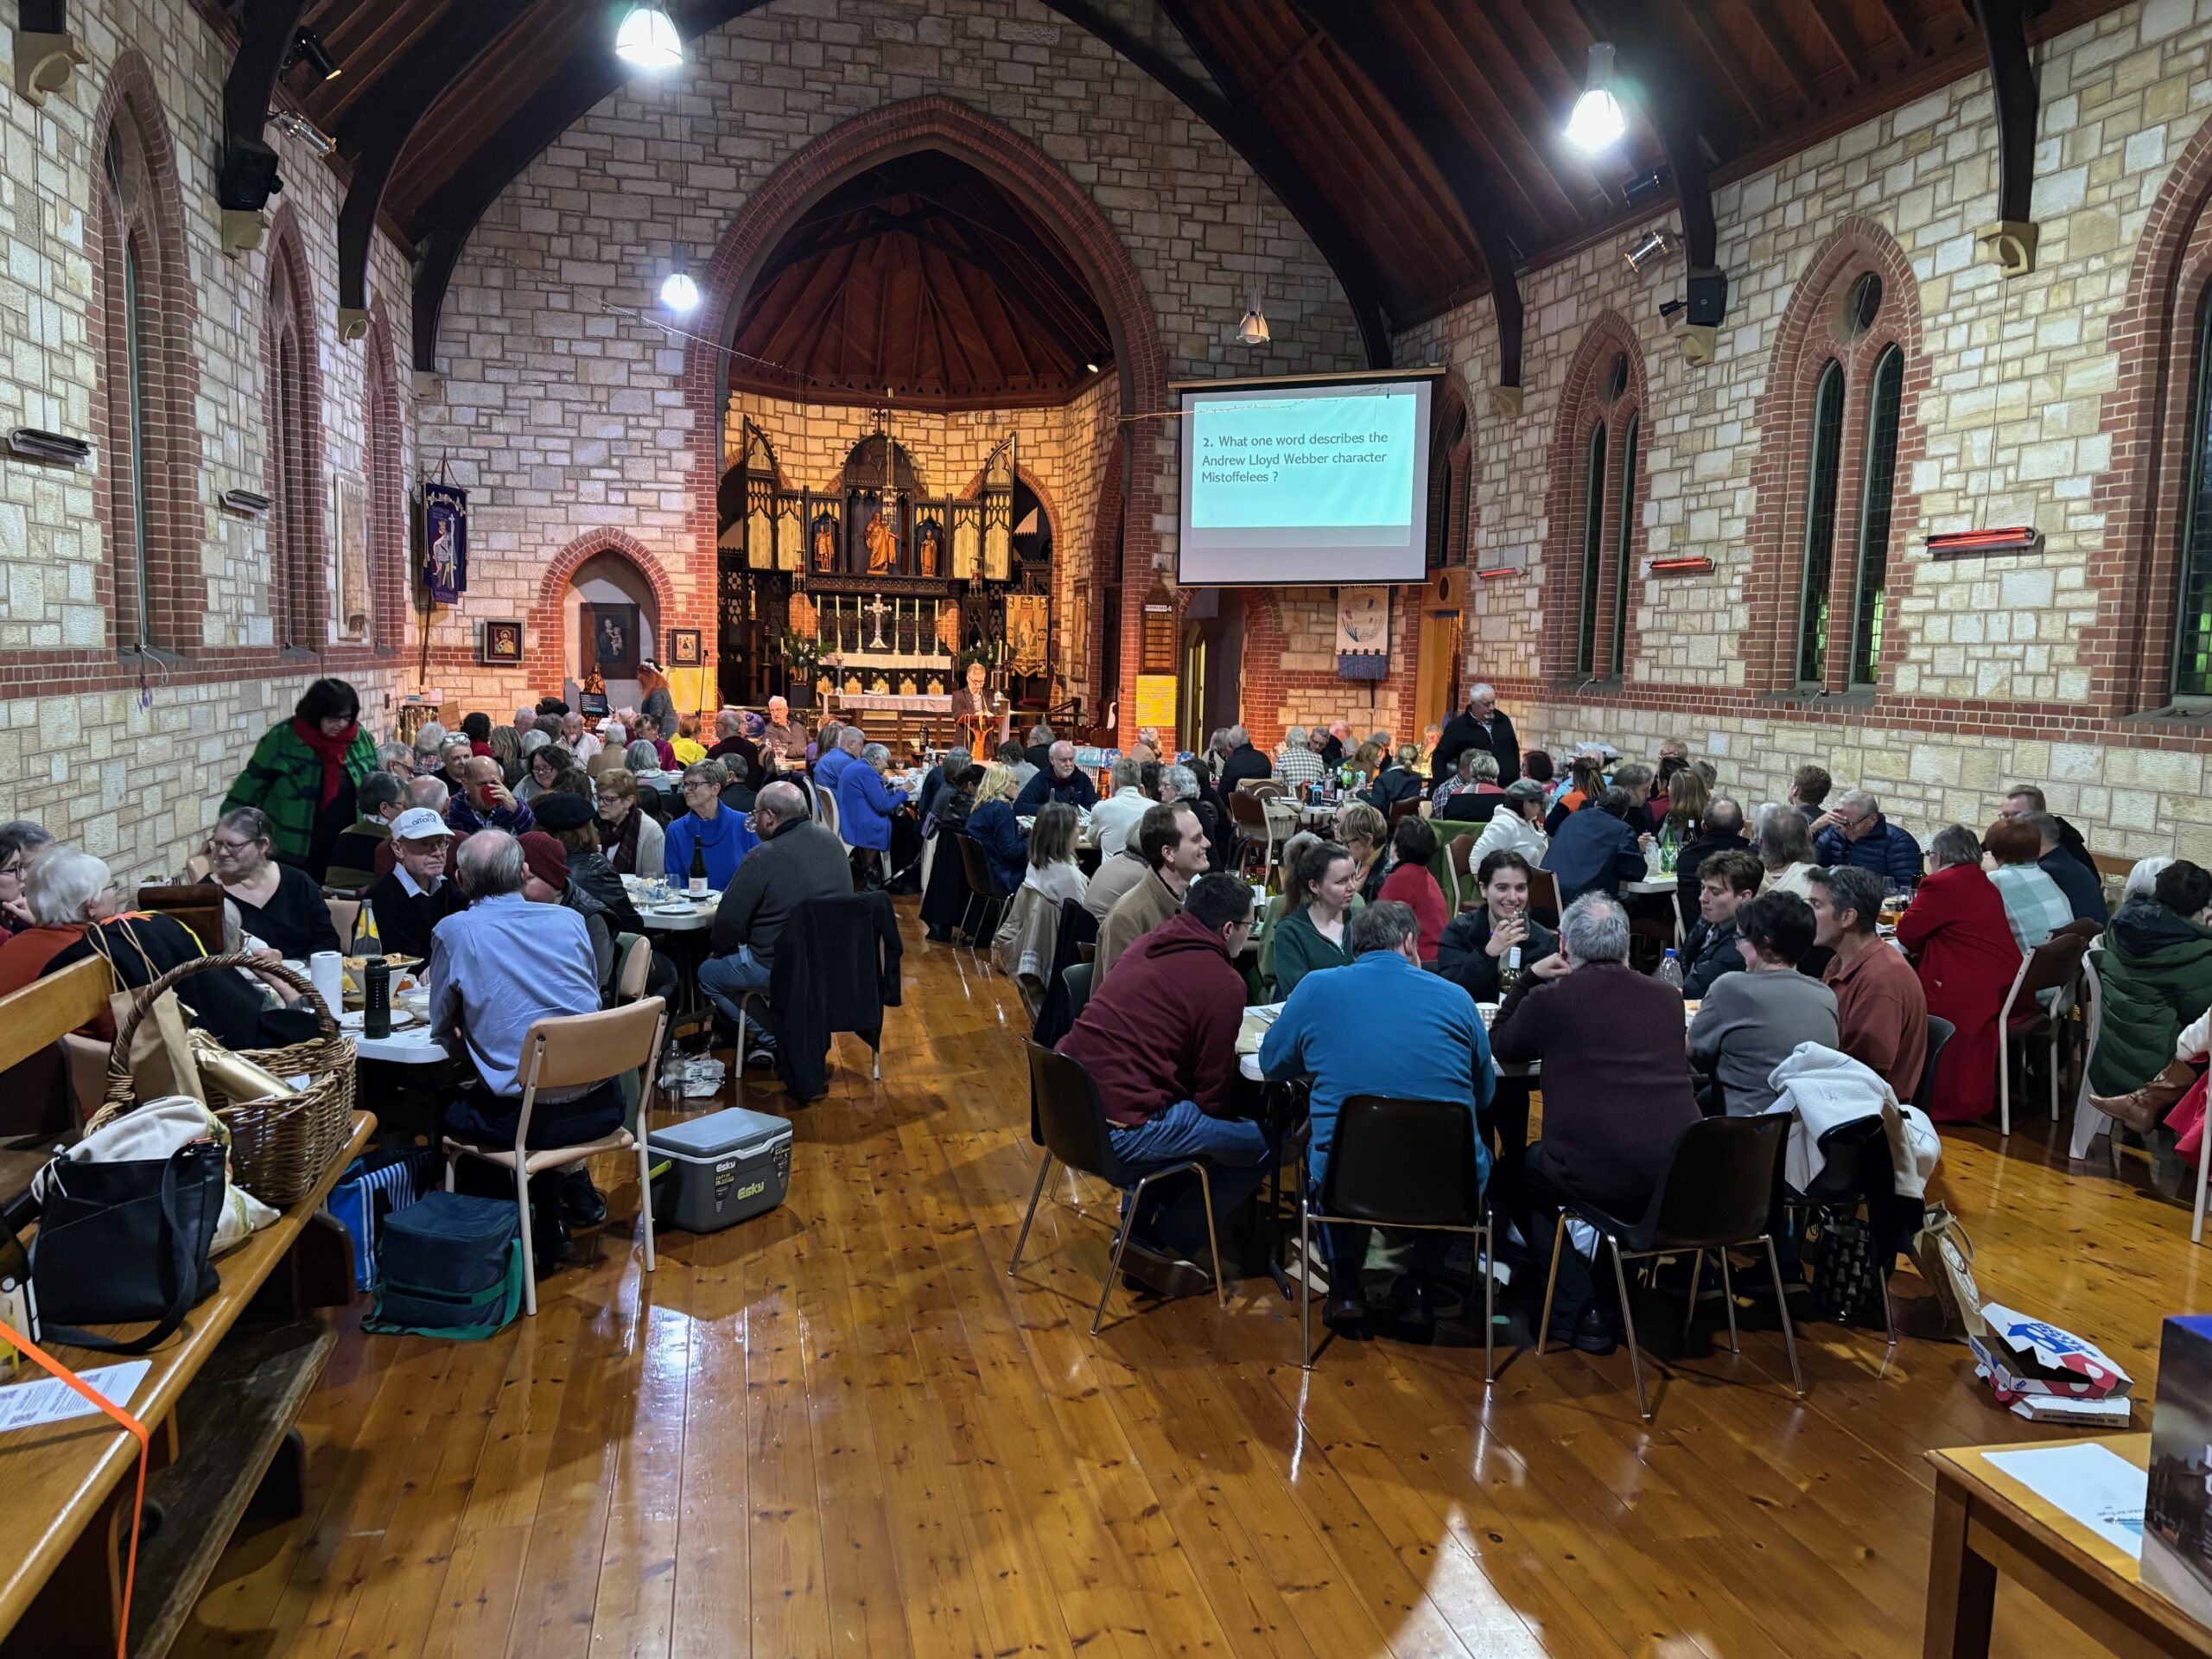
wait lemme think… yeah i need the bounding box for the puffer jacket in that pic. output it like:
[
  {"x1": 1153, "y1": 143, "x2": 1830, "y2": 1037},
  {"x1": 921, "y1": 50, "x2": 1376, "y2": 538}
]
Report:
[{"x1": 2090, "y1": 897, "x2": 2212, "y2": 1094}]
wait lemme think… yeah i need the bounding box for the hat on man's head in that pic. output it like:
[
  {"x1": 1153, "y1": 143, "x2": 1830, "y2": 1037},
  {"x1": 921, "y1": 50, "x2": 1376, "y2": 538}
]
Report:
[
  {"x1": 518, "y1": 831, "x2": 569, "y2": 891},
  {"x1": 530, "y1": 791, "x2": 594, "y2": 833},
  {"x1": 391, "y1": 807, "x2": 454, "y2": 842}
]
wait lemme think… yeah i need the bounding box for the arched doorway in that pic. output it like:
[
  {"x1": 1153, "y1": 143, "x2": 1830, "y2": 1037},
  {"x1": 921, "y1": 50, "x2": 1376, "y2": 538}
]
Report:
[{"x1": 565, "y1": 550, "x2": 660, "y2": 712}]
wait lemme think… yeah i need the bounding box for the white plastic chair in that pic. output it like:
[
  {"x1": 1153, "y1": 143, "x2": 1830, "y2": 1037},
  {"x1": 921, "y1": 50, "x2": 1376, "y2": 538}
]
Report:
[
  {"x1": 2066, "y1": 946, "x2": 2112, "y2": 1160},
  {"x1": 1994, "y1": 933, "x2": 2088, "y2": 1135},
  {"x1": 442, "y1": 997, "x2": 668, "y2": 1314}
]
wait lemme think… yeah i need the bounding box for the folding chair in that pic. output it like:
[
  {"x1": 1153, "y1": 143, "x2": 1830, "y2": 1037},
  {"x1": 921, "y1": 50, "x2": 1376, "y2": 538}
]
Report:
[
  {"x1": 1007, "y1": 1040, "x2": 1226, "y2": 1334},
  {"x1": 1299, "y1": 1095, "x2": 1494, "y2": 1381},
  {"x1": 442, "y1": 997, "x2": 669, "y2": 1316},
  {"x1": 1536, "y1": 1114, "x2": 1802, "y2": 1422}
]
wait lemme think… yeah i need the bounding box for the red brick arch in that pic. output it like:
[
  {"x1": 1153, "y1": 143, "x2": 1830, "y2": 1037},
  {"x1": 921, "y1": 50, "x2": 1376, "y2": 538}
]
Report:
[
  {"x1": 685, "y1": 98, "x2": 1170, "y2": 715},
  {"x1": 1743, "y1": 215, "x2": 1927, "y2": 694},
  {"x1": 1541, "y1": 312, "x2": 1649, "y2": 683},
  {"x1": 2087, "y1": 118, "x2": 2212, "y2": 714},
  {"x1": 526, "y1": 529, "x2": 677, "y2": 690}
]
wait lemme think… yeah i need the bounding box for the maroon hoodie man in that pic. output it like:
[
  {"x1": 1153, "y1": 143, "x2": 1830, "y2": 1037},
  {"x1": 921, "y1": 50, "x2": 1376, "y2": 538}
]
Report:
[{"x1": 1056, "y1": 874, "x2": 1274, "y2": 1295}]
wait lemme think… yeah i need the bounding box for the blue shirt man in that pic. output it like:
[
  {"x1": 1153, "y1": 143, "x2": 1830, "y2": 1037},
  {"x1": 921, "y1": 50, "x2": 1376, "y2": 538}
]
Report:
[
  {"x1": 1259, "y1": 900, "x2": 1491, "y2": 1328},
  {"x1": 1811, "y1": 791, "x2": 1924, "y2": 885},
  {"x1": 1013, "y1": 741, "x2": 1101, "y2": 812},
  {"x1": 427, "y1": 831, "x2": 623, "y2": 1152},
  {"x1": 1542, "y1": 793, "x2": 1646, "y2": 906}
]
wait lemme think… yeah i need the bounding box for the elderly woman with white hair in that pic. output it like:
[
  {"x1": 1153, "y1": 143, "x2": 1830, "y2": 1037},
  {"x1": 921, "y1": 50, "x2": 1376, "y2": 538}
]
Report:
[
  {"x1": 836, "y1": 740, "x2": 913, "y2": 887},
  {"x1": 664, "y1": 759, "x2": 756, "y2": 889},
  {"x1": 0, "y1": 848, "x2": 308, "y2": 1044}
]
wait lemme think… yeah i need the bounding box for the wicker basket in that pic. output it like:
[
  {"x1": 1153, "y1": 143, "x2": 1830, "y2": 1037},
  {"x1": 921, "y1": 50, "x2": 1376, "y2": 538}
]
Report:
[{"x1": 95, "y1": 952, "x2": 356, "y2": 1208}]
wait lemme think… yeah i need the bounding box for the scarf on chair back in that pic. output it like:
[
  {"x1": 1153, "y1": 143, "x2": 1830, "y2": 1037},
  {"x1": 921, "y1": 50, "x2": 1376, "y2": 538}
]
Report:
[{"x1": 291, "y1": 717, "x2": 358, "y2": 808}]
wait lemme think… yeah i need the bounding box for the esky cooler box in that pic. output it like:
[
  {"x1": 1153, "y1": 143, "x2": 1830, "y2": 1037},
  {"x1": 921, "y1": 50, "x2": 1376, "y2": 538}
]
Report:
[{"x1": 650, "y1": 1107, "x2": 792, "y2": 1232}]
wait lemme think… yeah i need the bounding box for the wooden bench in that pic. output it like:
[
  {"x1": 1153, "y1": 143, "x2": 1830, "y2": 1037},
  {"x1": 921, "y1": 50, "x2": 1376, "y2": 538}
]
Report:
[{"x1": 0, "y1": 957, "x2": 373, "y2": 1658}]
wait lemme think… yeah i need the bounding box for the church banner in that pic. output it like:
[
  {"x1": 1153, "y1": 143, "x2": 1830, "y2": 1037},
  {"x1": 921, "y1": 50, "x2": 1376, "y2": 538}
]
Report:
[{"x1": 421, "y1": 482, "x2": 467, "y2": 604}]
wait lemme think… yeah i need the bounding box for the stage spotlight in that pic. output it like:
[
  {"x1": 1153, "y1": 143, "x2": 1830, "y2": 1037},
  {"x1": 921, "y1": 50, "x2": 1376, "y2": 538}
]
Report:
[
  {"x1": 1623, "y1": 229, "x2": 1678, "y2": 273},
  {"x1": 285, "y1": 28, "x2": 340, "y2": 82},
  {"x1": 269, "y1": 111, "x2": 335, "y2": 157}
]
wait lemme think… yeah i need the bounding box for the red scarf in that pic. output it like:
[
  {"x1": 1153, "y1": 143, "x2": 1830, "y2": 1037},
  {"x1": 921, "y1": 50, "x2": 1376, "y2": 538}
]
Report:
[{"x1": 292, "y1": 716, "x2": 358, "y2": 808}]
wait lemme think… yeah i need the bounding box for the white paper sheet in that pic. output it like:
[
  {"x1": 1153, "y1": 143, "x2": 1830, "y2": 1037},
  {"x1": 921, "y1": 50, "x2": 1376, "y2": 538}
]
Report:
[
  {"x1": 0, "y1": 1358, "x2": 150, "y2": 1433},
  {"x1": 1984, "y1": 1441, "x2": 2146, "y2": 1559}
]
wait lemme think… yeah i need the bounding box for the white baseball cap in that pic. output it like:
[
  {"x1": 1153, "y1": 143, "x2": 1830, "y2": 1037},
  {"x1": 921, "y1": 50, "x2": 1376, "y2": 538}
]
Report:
[{"x1": 391, "y1": 807, "x2": 454, "y2": 842}]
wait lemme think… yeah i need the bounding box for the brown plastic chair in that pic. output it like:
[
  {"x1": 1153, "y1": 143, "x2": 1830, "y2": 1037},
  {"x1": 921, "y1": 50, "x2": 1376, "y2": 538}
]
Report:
[
  {"x1": 1997, "y1": 932, "x2": 2089, "y2": 1135},
  {"x1": 1447, "y1": 830, "x2": 1484, "y2": 912},
  {"x1": 442, "y1": 996, "x2": 669, "y2": 1315},
  {"x1": 1524, "y1": 866, "x2": 1560, "y2": 925},
  {"x1": 1226, "y1": 789, "x2": 1276, "y2": 879}
]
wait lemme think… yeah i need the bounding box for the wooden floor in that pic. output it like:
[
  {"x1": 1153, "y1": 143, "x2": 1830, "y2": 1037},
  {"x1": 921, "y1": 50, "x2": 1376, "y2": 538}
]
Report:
[{"x1": 169, "y1": 899, "x2": 2210, "y2": 1658}]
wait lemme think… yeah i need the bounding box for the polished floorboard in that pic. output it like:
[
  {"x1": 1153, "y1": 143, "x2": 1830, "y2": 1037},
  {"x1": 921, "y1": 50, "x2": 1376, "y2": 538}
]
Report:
[{"x1": 169, "y1": 898, "x2": 2205, "y2": 1658}]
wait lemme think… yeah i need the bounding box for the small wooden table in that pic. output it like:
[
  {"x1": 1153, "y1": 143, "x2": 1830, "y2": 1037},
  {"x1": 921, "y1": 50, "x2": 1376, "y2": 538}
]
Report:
[{"x1": 1925, "y1": 1433, "x2": 2212, "y2": 1657}]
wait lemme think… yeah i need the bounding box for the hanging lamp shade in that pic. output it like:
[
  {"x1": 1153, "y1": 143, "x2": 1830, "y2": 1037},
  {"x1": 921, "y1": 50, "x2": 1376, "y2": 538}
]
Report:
[
  {"x1": 1566, "y1": 43, "x2": 1625, "y2": 152},
  {"x1": 1236, "y1": 287, "x2": 1270, "y2": 346},
  {"x1": 615, "y1": 5, "x2": 683, "y2": 71}
]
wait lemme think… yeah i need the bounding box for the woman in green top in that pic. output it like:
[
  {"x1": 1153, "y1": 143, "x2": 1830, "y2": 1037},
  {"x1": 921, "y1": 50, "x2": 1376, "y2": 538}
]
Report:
[
  {"x1": 1270, "y1": 838, "x2": 1361, "y2": 1000},
  {"x1": 220, "y1": 677, "x2": 379, "y2": 880}
]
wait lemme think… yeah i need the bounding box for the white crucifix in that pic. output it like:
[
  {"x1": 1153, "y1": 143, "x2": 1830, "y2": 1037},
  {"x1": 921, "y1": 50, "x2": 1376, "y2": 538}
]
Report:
[{"x1": 866, "y1": 593, "x2": 893, "y2": 651}]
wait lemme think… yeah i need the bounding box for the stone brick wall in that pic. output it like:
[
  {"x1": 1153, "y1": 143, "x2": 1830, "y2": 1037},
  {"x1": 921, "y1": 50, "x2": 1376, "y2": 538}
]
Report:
[
  {"x1": 0, "y1": 3, "x2": 416, "y2": 878},
  {"x1": 418, "y1": 0, "x2": 1368, "y2": 721},
  {"x1": 1398, "y1": 0, "x2": 2212, "y2": 866}
]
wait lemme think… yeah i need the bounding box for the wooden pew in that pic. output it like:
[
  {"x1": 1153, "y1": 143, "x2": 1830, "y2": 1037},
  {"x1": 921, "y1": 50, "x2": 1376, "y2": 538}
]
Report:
[{"x1": 0, "y1": 957, "x2": 373, "y2": 1658}]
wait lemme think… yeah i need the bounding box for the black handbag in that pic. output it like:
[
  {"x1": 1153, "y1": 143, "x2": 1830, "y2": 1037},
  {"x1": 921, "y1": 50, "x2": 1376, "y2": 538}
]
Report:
[{"x1": 30, "y1": 1140, "x2": 225, "y2": 1353}]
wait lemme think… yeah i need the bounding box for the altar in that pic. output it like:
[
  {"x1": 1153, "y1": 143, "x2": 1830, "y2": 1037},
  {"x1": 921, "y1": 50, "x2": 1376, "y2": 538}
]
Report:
[{"x1": 832, "y1": 693, "x2": 953, "y2": 715}]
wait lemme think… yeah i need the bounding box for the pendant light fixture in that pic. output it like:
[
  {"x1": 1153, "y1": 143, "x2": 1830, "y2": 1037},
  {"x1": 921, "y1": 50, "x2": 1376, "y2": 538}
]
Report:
[
  {"x1": 1235, "y1": 168, "x2": 1270, "y2": 346},
  {"x1": 615, "y1": 5, "x2": 683, "y2": 72},
  {"x1": 1565, "y1": 43, "x2": 1626, "y2": 152},
  {"x1": 659, "y1": 250, "x2": 699, "y2": 314}
]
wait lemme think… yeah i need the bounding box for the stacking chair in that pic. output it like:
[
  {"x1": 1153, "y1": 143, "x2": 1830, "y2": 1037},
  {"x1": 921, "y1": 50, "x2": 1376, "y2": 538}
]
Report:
[
  {"x1": 1447, "y1": 831, "x2": 1483, "y2": 912},
  {"x1": 1007, "y1": 1040, "x2": 1226, "y2": 1335},
  {"x1": 816, "y1": 786, "x2": 841, "y2": 842},
  {"x1": 325, "y1": 896, "x2": 362, "y2": 950},
  {"x1": 1536, "y1": 1113, "x2": 1803, "y2": 1422},
  {"x1": 1996, "y1": 932, "x2": 2089, "y2": 1135},
  {"x1": 1226, "y1": 788, "x2": 1281, "y2": 880},
  {"x1": 1298, "y1": 1095, "x2": 1494, "y2": 1380},
  {"x1": 1788, "y1": 1116, "x2": 1899, "y2": 1346},
  {"x1": 1523, "y1": 866, "x2": 1560, "y2": 926},
  {"x1": 442, "y1": 997, "x2": 669, "y2": 1316},
  {"x1": 1914, "y1": 1015, "x2": 1956, "y2": 1116},
  {"x1": 954, "y1": 834, "x2": 1015, "y2": 950},
  {"x1": 1059, "y1": 962, "x2": 1092, "y2": 1028},
  {"x1": 2066, "y1": 963, "x2": 2117, "y2": 1161}
]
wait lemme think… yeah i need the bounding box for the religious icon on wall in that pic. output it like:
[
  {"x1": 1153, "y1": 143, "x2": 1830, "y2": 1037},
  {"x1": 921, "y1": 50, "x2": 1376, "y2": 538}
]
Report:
[
  {"x1": 421, "y1": 481, "x2": 467, "y2": 604},
  {"x1": 864, "y1": 509, "x2": 899, "y2": 575},
  {"x1": 584, "y1": 601, "x2": 640, "y2": 678},
  {"x1": 917, "y1": 518, "x2": 942, "y2": 577},
  {"x1": 811, "y1": 512, "x2": 838, "y2": 572},
  {"x1": 480, "y1": 619, "x2": 524, "y2": 665},
  {"x1": 668, "y1": 627, "x2": 702, "y2": 666}
]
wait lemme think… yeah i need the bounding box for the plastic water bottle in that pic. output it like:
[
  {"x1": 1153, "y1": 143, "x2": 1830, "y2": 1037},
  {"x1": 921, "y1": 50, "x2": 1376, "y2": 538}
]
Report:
[{"x1": 1656, "y1": 948, "x2": 1684, "y2": 993}]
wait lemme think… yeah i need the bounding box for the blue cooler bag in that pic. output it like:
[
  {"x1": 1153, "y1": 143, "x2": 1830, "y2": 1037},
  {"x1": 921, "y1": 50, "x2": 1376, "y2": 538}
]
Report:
[{"x1": 362, "y1": 1192, "x2": 523, "y2": 1339}]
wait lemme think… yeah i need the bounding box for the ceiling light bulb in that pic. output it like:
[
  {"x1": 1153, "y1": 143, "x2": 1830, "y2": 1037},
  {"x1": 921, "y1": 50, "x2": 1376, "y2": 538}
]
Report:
[
  {"x1": 1236, "y1": 288, "x2": 1269, "y2": 346},
  {"x1": 660, "y1": 270, "x2": 699, "y2": 313},
  {"x1": 1566, "y1": 42, "x2": 1625, "y2": 152},
  {"x1": 616, "y1": 5, "x2": 683, "y2": 71},
  {"x1": 1084, "y1": 360, "x2": 1099, "y2": 374}
]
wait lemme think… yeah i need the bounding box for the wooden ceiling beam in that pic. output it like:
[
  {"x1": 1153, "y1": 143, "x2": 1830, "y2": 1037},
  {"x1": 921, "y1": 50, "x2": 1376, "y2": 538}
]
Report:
[
  {"x1": 1671, "y1": 0, "x2": 1773, "y2": 133},
  {"x1": 1580, "y1": 0, "x2": 1724, "y2": 312},
  {"x1": 1291, "y1": 0, "x2": 1528, "y2": 391},
  {"x1": 1974, "y1": 0, "x2": 2037, "y2": 227},
  {"x1": 1740, "y1": 0, "x2": 1821, "y2": 105},
  {"x1": 1871, "y1": 0, "x2": 1922, "y2": 56},
  {"x1": 410, "y1": 0, "x2": 765, "y2": 371},
  {"x1": 1242, "y1": 22, "x2": 1324, "y2": 111},
  {"x1": 1402, "y1": 0, "x2": 1587, "y2": 226},
  {"x1": 335, "y1": 0, "x2": 534, "y2": 320},
  {"x1": 1801, "y1": 0, "x2": 1868, "y2": 83},
  {"x1": 217, "y1": 0, "x2": 310, "y2": 216},
  {"x1": 1135, "y1": 0, "x2": 1395, "y2": 365}
]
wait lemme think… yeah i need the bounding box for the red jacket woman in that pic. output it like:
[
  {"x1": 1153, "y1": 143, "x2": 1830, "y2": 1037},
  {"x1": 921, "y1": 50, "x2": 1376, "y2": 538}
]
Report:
[{"x1": 1895, "y1": 835, "x2": 2024, "y2": 1122}]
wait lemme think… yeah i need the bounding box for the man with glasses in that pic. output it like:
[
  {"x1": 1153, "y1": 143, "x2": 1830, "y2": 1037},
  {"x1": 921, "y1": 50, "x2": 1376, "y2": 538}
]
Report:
[
  {"x1": 0, "y1": 821, "x2": 54, "y2": 937},
  {"x1": 446, "y1": 755, "x2": 535, "y2": 836},
  {"x1": 1810, "y1": 788, "x2": 1924, "y2": 884},
  {"x1": 362, "y1": 807, "x2": 463, "y2": 961}
]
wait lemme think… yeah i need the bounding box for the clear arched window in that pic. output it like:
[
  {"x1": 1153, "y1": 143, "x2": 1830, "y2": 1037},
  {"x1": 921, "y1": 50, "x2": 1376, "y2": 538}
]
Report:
[
  {"x1": 1576, "y1": 422, "x2": 1607, "y2": 676},
  {"x1": 1798, "y1": 361, "x2": 1847, "y2": 684},
  {"x1": 1850, "y1": 345, "x2": 1905, "y2": 685}
]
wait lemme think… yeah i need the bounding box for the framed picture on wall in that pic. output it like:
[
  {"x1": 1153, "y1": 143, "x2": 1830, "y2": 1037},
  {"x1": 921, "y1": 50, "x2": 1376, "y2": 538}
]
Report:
[
  {"x1": 583, "y1": 602, "x2": 640, "y2": 678},
  {"x1": 480, "y1": 619, "x2": 524, "y2": 665},
  {"x1": 668, "y1": 627, "x2": 702, "y2": 666}
]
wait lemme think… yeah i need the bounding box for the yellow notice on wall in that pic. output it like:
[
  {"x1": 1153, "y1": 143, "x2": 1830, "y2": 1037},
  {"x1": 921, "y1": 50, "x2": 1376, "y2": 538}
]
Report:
[{"x1": 1133, "y1": 673, "x2": 1178, "y2": 734}]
